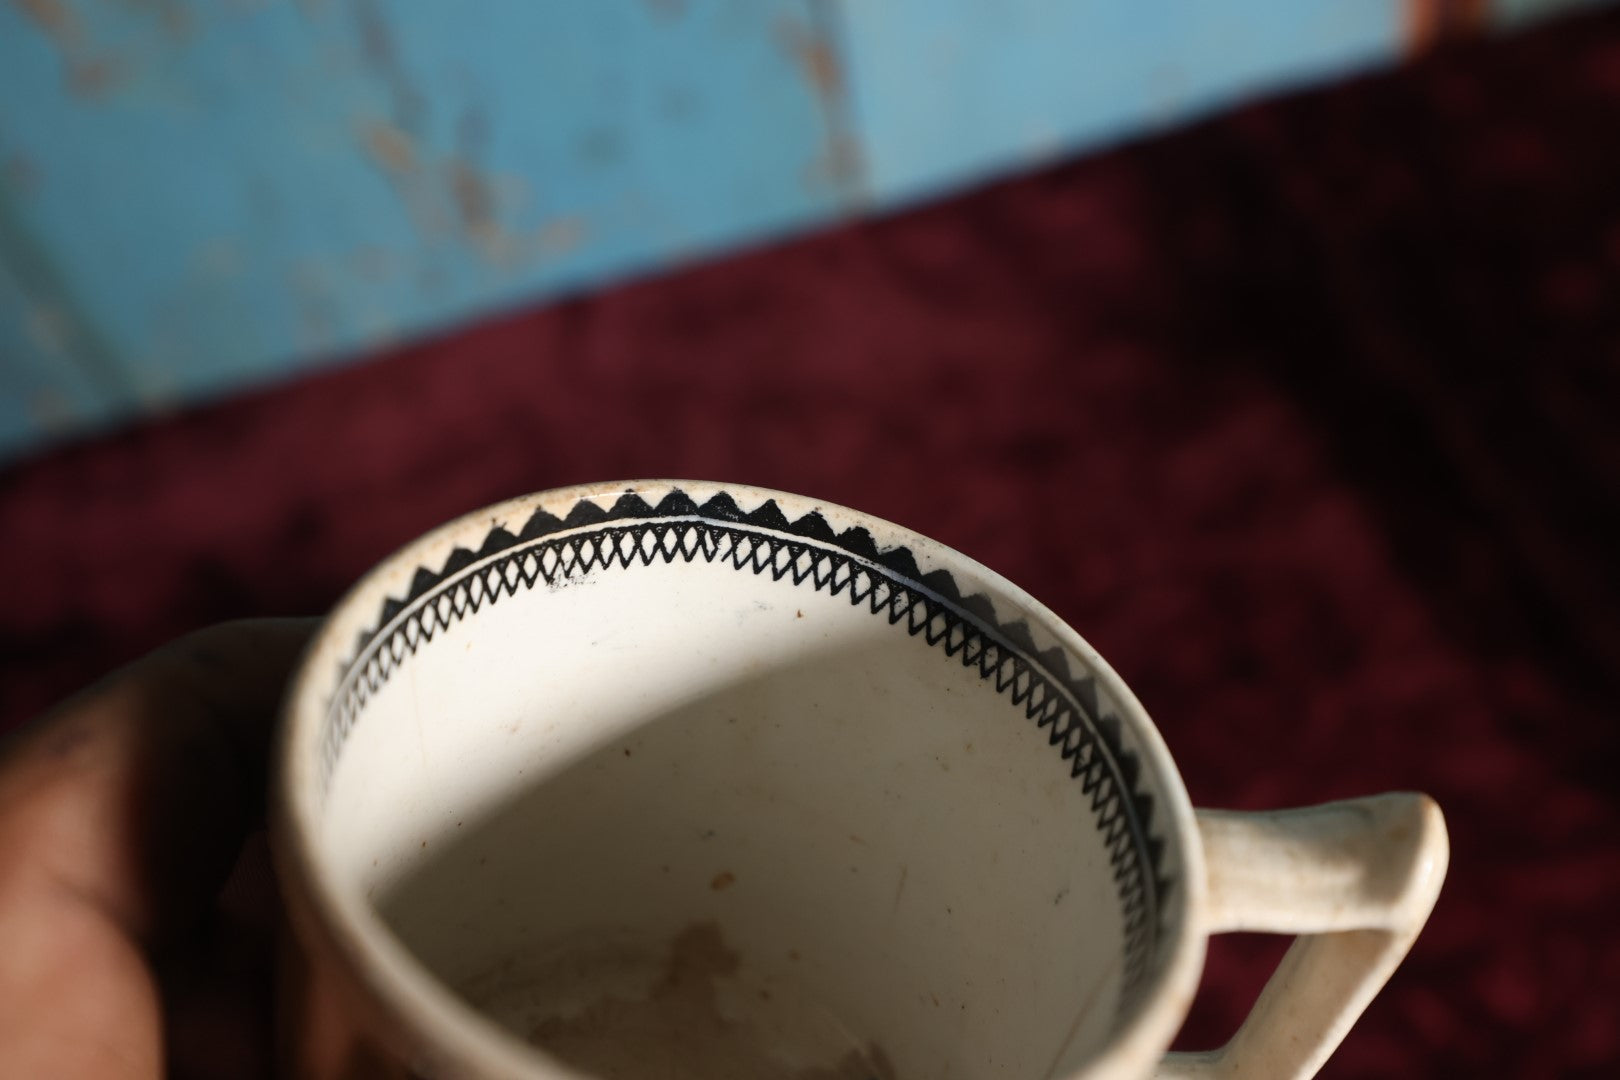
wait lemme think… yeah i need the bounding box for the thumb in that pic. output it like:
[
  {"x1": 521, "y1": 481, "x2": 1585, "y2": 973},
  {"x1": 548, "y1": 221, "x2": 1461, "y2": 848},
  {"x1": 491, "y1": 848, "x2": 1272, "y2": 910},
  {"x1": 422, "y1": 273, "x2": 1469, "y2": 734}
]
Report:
[{"x1": 0, "y1": 618, "x2": 316, "y2": 1078}]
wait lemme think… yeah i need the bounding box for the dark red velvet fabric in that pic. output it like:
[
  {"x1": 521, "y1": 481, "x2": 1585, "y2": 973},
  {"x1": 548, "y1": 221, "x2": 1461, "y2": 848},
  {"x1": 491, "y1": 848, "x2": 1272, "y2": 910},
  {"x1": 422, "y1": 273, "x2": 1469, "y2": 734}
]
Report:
[{"x1": 3, "y1": 11, "x2": 1617, "y2": 1077}]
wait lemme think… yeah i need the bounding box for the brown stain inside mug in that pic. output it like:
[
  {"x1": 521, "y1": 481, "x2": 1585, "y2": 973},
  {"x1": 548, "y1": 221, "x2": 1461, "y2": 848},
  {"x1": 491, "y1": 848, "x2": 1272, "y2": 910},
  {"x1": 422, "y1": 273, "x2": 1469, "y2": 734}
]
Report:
[{"x1": 528, "y1": 923, "x2": 895, "y2": 1080}]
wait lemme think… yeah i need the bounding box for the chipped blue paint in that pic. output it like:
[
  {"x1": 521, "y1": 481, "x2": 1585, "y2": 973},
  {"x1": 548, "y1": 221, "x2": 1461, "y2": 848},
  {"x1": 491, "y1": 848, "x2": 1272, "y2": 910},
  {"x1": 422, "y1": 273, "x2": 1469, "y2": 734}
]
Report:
[
  {"x1": 0, "y1": 0, "x2": 1610, "y2": 460},
  {"x1": 0, "y1": 0, "x2": 839, "y2": 459}
]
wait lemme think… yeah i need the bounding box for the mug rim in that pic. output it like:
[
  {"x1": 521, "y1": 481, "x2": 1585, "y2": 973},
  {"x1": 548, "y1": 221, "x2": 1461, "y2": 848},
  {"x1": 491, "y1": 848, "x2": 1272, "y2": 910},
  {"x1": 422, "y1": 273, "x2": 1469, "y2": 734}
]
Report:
[{"x1": 272, "y1": 479, "x2": 1210, "y2": 1079}]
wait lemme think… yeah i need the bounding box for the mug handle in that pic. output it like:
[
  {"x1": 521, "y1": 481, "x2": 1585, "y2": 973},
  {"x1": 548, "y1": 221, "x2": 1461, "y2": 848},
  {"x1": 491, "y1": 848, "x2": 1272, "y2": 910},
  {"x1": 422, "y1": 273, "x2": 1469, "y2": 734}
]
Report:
[{"x1": 1157, "y1": 793, "x2": 1448, "y2": 1080}]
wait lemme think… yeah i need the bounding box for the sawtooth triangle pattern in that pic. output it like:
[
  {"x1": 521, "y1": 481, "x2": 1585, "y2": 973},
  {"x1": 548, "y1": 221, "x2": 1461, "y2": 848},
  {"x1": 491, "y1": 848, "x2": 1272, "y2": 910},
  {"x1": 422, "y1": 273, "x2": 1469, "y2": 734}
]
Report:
[{"x1": 322, "y1": 488, "x2": 1170, "y2": 1019}]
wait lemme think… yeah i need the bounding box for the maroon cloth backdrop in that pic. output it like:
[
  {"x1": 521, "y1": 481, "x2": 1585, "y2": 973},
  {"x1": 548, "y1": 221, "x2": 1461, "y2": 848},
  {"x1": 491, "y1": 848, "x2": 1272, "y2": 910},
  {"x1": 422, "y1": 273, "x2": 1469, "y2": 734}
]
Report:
[{"x1": 3, "y1": 11, "x2": 1618, "y2": 1078}]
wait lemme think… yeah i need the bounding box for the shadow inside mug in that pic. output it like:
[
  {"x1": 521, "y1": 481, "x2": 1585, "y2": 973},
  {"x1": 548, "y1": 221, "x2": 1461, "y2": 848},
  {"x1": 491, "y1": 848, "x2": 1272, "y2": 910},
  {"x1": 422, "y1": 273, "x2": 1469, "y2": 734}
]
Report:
[{"x1": 368, "y1": 629, "x2": 1139, "y2": 1080}]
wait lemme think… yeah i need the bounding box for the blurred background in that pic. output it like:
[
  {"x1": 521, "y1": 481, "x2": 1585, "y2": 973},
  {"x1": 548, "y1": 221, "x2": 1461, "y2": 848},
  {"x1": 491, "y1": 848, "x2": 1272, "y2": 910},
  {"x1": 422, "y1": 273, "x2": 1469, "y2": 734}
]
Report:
[{"x1": 3, "y1": 0, "x2": 1618, "y2": 1075}]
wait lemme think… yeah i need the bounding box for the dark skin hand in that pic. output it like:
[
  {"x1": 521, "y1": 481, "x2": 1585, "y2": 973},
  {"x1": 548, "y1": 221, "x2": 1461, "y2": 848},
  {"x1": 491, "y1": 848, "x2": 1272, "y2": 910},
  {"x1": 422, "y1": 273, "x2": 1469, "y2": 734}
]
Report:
[{"x1": 0, "y1": 619, "x2": 317, "y2": 1079}]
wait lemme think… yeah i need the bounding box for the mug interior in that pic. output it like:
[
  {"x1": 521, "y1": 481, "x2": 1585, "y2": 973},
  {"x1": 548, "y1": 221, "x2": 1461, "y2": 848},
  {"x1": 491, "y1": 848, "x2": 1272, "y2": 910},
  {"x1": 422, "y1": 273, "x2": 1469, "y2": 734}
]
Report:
[{"x1": 289, "y1": 483, "x2": 1193, "y2": 1079}]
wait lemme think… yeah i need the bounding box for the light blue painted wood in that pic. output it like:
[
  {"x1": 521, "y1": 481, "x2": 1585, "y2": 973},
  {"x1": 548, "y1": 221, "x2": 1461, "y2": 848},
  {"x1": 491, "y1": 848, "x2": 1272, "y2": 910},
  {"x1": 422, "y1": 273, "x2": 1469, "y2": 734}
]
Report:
[
  {"x1": 838, "y1": 0, "x2": 1405, "y2": 206},
  {"x1": 0, "y1": 0, "x2": 1611, "y2": 461},
  {"x1": 0, "y1": 192, "x2": 126, "y2": 447},
  {"x1": 0, "y1": 0, "x2": 840, "y2": 459}
]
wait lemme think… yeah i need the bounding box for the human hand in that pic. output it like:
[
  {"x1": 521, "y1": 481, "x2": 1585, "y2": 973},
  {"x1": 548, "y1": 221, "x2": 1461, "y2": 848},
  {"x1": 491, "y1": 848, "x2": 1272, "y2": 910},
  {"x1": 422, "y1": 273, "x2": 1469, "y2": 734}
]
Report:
[{"x1": 0, "y1": 619, "x2": 317, "y2": 1079}]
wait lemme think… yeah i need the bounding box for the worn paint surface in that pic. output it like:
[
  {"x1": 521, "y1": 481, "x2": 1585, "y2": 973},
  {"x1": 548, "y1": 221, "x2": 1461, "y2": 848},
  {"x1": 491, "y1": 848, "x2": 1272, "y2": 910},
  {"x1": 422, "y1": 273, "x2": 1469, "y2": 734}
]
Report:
[
  {"x1": 0, "y1": 0, "x2": 1607, "y2": 459},
  {"x1": 0, "y1": 0, "x2": 841, "y2": 457}
]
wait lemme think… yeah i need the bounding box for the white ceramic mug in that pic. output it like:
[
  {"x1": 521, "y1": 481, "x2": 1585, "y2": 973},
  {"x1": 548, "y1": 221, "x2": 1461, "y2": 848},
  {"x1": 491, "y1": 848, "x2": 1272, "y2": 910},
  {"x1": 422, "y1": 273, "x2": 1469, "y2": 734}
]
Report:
[{"x1": 273, "y1": 481, "x2": 1447, "y2": 1080}]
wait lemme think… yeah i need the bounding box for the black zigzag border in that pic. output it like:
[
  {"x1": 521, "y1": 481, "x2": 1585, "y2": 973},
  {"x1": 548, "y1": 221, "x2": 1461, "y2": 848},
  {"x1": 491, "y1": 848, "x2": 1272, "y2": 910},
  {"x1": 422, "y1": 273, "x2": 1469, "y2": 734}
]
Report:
[{"x1": 322, "y1": 488, "x2": 1172, "y2": 1015}]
